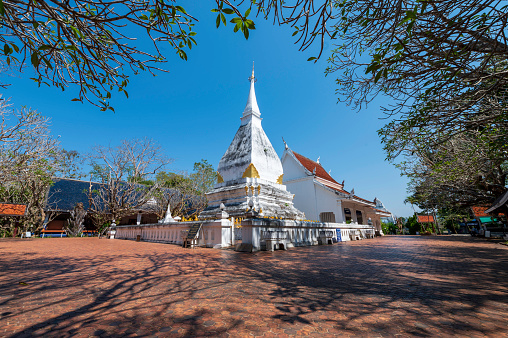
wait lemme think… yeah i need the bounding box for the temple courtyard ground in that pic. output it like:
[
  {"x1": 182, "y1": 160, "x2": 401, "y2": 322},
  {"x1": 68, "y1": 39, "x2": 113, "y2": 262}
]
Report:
[{"x1": 1, "y1": 236, "x2": 507, "y2": 337}]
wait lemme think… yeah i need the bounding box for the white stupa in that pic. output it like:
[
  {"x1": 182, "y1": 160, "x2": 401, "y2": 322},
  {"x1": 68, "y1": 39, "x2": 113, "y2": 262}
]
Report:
[{"x1": 200, "y1": 65, "x2": 304, "y2": 220}]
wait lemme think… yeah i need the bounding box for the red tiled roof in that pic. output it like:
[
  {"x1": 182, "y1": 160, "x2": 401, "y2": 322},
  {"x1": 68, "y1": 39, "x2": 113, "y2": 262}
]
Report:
[
  {"x1": 0, "y1": 203, "x2": 26, "y2": 216},
  {"x1": 292, "y1": 151, "x2": 339, "y2": 185},
  {"x1": 471, "y1": 206, "x2": 490, "y2": 218},
  {"x1": 417, "y1": 215, "x2": 434, "y2": 223},
  {"x1": 291, "y1": 150, "x2": 375, "y2": 205}
]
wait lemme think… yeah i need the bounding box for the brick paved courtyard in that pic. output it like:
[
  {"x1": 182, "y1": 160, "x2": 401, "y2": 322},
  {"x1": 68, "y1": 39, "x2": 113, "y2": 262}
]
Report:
[{"x1": 1, "y1": 236, "x2": 507, "y2": 337}]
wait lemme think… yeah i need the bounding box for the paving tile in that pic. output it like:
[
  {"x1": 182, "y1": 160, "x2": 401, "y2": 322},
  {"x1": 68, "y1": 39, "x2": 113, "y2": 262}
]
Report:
[{"x1": 0, "y1": 236, "x2": 507, "y2": 337}]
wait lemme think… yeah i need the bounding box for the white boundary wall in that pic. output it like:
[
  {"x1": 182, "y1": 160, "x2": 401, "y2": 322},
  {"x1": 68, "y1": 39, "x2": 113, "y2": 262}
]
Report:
[
  {"x1": 115, "y1": 219, "x2": 233, "y2": 248},
  {"x1": 114, "y1": 218, "x2": 375, "y2": 251},
  {"x1": 241, "y1": 219, "x2": 375, "y2": 251}
]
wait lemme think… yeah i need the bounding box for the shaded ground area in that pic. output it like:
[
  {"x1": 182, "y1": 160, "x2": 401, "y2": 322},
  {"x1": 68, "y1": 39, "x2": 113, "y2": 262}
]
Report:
[{"x1": 1, "y1": 236, "x2": 507, "y2": 337}]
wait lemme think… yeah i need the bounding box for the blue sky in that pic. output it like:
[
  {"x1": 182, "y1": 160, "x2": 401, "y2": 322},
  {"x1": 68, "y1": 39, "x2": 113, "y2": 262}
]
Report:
[{"x1": 2, "y1": 3, "x2": 416, "y2": 217}]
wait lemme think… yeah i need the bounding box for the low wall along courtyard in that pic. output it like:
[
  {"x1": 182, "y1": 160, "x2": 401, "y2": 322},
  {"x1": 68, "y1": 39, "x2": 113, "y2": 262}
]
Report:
[{"x1": 115, "y1": 218, "x2": 376, "y2": 251}]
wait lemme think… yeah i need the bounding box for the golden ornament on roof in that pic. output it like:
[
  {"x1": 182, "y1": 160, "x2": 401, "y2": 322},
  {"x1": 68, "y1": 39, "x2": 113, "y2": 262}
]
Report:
[
  {"x1": 276, "y1": 174, "x2": 284, "y2": 184},
  {"x1": 242, "y1": 163, "x2": 260, "y2": 178},
  {"x1": 217, "y1": 172, "x2": 224, "y2": 183}
]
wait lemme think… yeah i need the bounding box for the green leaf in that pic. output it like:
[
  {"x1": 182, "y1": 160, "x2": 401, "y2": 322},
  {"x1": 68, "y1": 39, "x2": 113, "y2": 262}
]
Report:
[
  {"x1": 230, "y1": 17, "x2": 242, "y2": 24},
  {"x1": 0, "y1": 0, "x2": 5, "y2": 16},
  {"x1": 244, "y1": 19, "x2": 255, "y2": 29},
  {"x1": 245, "y1": 8, "x2": 251, "y2": 17},
  {"x1": 123, "y1": 90, "x2": 129, "y2": 99},
  {"x1": 216, "y1": 14, "x2": 220, "y2": 28},
  {"x1": 175, "y1": 6, "x2": 186, "y2": 14},
  {"x1": 221, "y1": 13, "x2": 226, "y2": 26},
  {"x1": 307, "y1": 57, "x2": 317, "y2": 61},
  {"x1": 243, "y1": 25, "x2": 249, "y2": 39},
  {"x1": 374, "y1": 70, "x2": 383, "y2": 82},
  {"x1": 31, "y1": 51, "x2": 39, "y2": 67},
  {"x1": 407, "y1": 20, "x2": 415, "y2": 33},
  {"x1": 42, "y1": 57, "x2": 52, "y2": 69},
  {"x1": 4, "y1": 43, "x2": 10, "y2": 55},
  {"x1": 11, "y1": 43, "x2": 19, "y2": 53},
  {"x1": 223, "y1": 8, "x2": 234, "y2": 15},
  {"x1": 365, "y1": 63, "x2": 377, "y2": 74}
]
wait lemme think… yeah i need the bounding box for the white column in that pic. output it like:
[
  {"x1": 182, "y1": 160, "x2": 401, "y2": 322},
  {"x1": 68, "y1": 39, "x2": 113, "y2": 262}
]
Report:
[{"x1": 136, "y1": 212, "x2": 142, "y2": 225}]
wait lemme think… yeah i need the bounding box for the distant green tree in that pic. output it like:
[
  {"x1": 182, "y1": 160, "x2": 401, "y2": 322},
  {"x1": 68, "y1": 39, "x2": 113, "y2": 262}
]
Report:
[
  {"x1": 382, "y1": 222, "x2": 398, "y2": 235},
  {"x1": 438, "y1": 207, "x2": 471, "y2": 234},
  {"x1": 153, "y1": 159, "x2": 215, "y2": 219},
  {"x1": 190, "y1": 159, "x2": 217, "y2": 195},
  {"x1": 404, "y1": 215, "x2": 420, "y2": 235}
]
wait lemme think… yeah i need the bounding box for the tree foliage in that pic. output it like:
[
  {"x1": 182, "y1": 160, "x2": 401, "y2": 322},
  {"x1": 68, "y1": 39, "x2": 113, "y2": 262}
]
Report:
[
  {"x1": 0, "y1": 0, "x2": 258, "y2": 110},
  {"x1": 402, "y1": 129, "x2": 507, "y2": 208},
  {"x1": 153, "y1": 159, "x2": 215, "y2": 219},
  {"x1": 0, "y1": 97, "x2": 64, "y2": 235},
  {"x1": 87, "y1": 137, "x2": 171, "y2": 231}
]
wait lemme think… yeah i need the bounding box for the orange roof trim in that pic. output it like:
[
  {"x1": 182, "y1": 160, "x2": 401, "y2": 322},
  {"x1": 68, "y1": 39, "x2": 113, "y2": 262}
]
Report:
[
  {"x1": 417, "y1": 215, "x2": 434, "y2": 223},
  {"x1": 0, "y1": 203, "x2": 27, "y2": 216}
]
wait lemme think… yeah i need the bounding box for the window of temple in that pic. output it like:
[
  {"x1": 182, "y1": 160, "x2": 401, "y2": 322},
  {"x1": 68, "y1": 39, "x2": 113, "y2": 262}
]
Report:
[
  {"x1": 356, "y1": 210, "x2": 363, "y2": 224},
  {"x1": 319, "y1": 212, "x2": 336, "y2": 223},
  {"x1": 344, "y1": 208, "x2": 352, "y2": 223}
]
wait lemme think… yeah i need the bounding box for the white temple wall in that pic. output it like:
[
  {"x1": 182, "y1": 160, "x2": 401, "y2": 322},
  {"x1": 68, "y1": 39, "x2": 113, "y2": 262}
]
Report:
[
  {"x1": 114, "y1": 218, "x2": 375, "y2": 252},
  {"x1": 283, "y1": 177, "x2": 316, "y2": 220},
  {"x1": 241, "y1": 219, "x2": 376, "y2": 251},
  {"x1": 281, "y1": 153, "x2": 307, "y2": 181},
  {"x1": 314, "y1": 184, "x2": 345, "y2": 222},
  {"x1": 115, "y1": 219, "x2": 233, "y2": 248}
]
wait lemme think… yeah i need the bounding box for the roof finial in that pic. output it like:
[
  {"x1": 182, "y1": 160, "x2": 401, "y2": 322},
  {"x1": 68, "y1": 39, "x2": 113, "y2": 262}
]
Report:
[
  {"x1": 248, "y1": 61, "x2": 256, "y2": 83},
  {"x1": 317, "y1": 156, "x2": 320, "y2": 164},
  {"x1": 282, "y1": 137, "x2": 288, "y2": 149},
  {"x1": 243, "y1": 62, "x2": 260, "y2": 119}
]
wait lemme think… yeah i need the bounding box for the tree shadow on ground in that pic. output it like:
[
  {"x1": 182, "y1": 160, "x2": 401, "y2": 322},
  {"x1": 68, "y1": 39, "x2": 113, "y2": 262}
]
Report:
[{"x1": 0, "y1": 236, "x2": 507, "y2": 337}]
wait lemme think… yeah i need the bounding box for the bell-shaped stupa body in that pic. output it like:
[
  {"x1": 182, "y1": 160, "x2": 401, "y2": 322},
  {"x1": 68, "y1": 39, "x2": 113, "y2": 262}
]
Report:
[{"x1": 200, "y1": 66, "x2": 304, "y2": 220}]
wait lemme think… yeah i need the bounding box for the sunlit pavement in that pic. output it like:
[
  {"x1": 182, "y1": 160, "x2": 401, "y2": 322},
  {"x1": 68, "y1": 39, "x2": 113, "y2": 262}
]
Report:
[{"x1": 1, "y1": 236, "x2": 507, "y2": 337}]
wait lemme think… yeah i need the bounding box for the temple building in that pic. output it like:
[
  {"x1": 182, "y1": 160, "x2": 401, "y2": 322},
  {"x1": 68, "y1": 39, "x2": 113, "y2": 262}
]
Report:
[
  {"x1": 115, "y1": 67, "x2": 381, "y2": 250},
  {"x1": 200, "y1": 67, "x2": 304, "y2": 220},
  {"x1": 281, "y1": 145, "x2": 391, "y2": 234}
]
